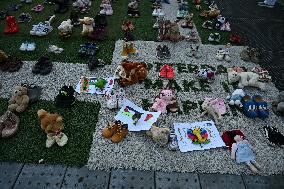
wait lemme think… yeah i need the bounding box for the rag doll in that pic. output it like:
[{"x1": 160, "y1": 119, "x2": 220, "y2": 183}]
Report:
[{"x1": 231, "y1": 135, "x2": 261, "y2": 173}]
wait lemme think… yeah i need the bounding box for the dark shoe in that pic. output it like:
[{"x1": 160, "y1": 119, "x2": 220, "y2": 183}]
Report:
[
  {"x1": 263, "y1": 125, "x2": 284, "y2": 146},
  {"x1": 0, "y1": 110, "x2": 19, "y2": 138},
  {"x1": 21, "y1": 84, "x2": 42, "y2": 104},
  {"x1": 32, "y1": 56, "x2": 52, "y2": 75},
  {"x1": 7, "y1": 57, "x2": 23, "y2": 72},
  {"x1": 156, "y1": 45, "x2": 164, "y2": 59},
  {"x1": 88, "y1": 57, "x2": 105, "y2": 71},
  {"x1": 55, "y1": 85, "x2": 76, "y2": 107},
  {"x1": 162, "y1": 45, "x2": 171, "y2": 59},
  {"x1": 0, "y1": 10, "x2": 8, "y2": 20},
  {"x1": 18, "y1": 13, "x2": 32, "y2": 23}
]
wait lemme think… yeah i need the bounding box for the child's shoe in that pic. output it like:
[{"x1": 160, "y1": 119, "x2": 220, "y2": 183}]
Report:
[
  {"x1": 242, "y1": 95, "x2": 258, "y2": 119},
  {"x1": 253, "y1": 95, "x2": 269, "y2": 119},
  {"x1": 111, "y1": 123, "x2": 128, "y2": 143},
  {"x1": 102, "y1": 121, "x2": 120, "y2": 138}
]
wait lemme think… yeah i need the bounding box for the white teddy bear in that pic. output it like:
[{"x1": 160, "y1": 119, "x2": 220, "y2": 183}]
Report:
[
  {"x1": 58, "y1": 19, "x2": 73, "y2": 37},
  {"x1": 227, "y1": 68, "x2": 266, "y2": 91},
  {"x1": 226, "y1": 89, "x2": 245, "y2": 107}
]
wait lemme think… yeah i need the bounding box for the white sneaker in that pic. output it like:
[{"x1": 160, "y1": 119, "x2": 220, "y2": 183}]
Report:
[
  {"x1": 157, "y1": 9, "x2": 165, "y2": 17},
  {"x1": 26, "y1": 42, "x2": 36, "y2": 51},
  {"x1": 152, "y1": 8, "x2": 158, "y2": 16},
  {"x1": 19, "y1": 42, "x2": 27, "y2": 51}
]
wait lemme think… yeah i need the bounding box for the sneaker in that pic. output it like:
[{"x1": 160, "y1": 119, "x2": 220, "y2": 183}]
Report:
[
  {"x1": 168, "y1": 132, "x2": 178, "y2": 151},
  {"x1": 35, "y1": 22, "x2": 53, "y2": 36},
  {"x1": 257, "y1": 2, "x2": 274, "y2": 8},
  {"x1": 152, "y1": 8, "x2": 158, "y2": 16},
  {"x1": 32, "y1": 56, "x2": 53, "y2": 75},
  {"x1": 18, "y1": 13, "x2": 32, "y2": 23},
  {"x1": 19, "y1": 42, "x2": 27, "y2": 51},
  {"x1": 55, "y1": 85, "x2": 76, "y2": 107},
  {"x1": 26, "y1": 42, "x2": 36, "y2": 51},
  {"x1": 242, "y1": 95, "x2": 258, "y2": 119},
  {"x1": 253, "y1": 95, "x2": 269, "y2": 119},
  {"x1": 157, "y1": 8, "x2": 165, "y2": 17},
  {"x1": 156, "y1": 45, "x2": 164, "y2": 59},
  {"x1": 88, "y1": 57, "x2": 105, "y2": 71},
  {"x1": 162, "y1": 45, "x2": 171, "y2": 59},
  {"x1": 202, "y1": 20, "x2": 213, "y2": 29},
  {"x1": 208, "y1": 33, "x2": 214, "y2": 42}
]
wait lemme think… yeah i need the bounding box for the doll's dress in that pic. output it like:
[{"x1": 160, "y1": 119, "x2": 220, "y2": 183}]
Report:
[{"x1": 234, "y1": 140, "x2": 255, "y2": 163}]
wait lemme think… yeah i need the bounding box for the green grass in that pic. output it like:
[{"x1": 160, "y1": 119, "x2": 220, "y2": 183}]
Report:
[
  {"x1": 0, "y1": 99, "x2": 100, "y2": 166},
  {"x1": 0, "y1": 0, "x2": 155, "y2": 64},
  {"x1": 189, "y1": 1, "x2": 230, "y2": 45}
]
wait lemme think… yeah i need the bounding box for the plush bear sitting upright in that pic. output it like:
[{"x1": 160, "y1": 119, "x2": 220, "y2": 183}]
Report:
[
  {"x1": 151, "y1": 88, "x2": 179, "y2": 114},
  {"x1": 272, "y1": 91, "x2": 284, "y2": 116},
  {"x1": 227, "y1": 68, "x2": 265, "y2": 91},
  {"x1": 79, "y1": 17, "x2": 94, "y2": 36},
  {"x1": 8, "y1": 86, "x2": 29, "y2": 113},
  {"x1": 58, "y1": 19, "x2": 73, "y2": 37},
  {"x1": 146, "y1": 125, "x2": 170, "y2": 147},
  {"x1": 37, "y1": 109, "x2": 68, "y2": 148}
]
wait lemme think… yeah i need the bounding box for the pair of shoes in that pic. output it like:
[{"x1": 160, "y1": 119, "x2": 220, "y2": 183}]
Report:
[
  {"x1": 220, "y1": 22, "x2": 231, "y2": 31},
  {"x1": 0, "y1": 111, "x2": 19, "y2": 138},
  {"x1": 106, "y1": 89, "x2": 125, "y2": 109},
  {"x1": 30, "y1": 22, "x2": 53, "y2": 36},
  {"x1": 88, "y1": 56, "x2": 105, "y2": 71},
  {"x1": 32, "y1": 56, "x2": 53, "y2": 75},
  {"x1": 156, "y1": 45, "x2": 171, "y2": 59},
  {"x1": 251, "y1": 67, "x2": 272, "y2": 82},
  {"x1": 240, "y1": 47, "x2": 261, "y2": 63},
  {"x1": 152, "y1": 8, "x2": 165, "y2": 17},
  {"x1": 31, "y1": 4, "x2": 44, "y2": 12},
  {"x1": 18, "y1": 13, "x2": 32, "y2": 23},
  {"x1": 102, "y1": 121, "x2": 128, "y2": 143},
  {"x1": 79, "y1": 43, "x2": 99, "y2": 57},
  {"x1": 4, "y1": 16, "x2": 19, "y2": 34},
  {"x1": 229, "y1": 34, "x2": 241, "y2": 44},
  {"x1": 55, "y1": 86, "x2": 76, "y2": 107},
  {"x1": 181, "y1": 13, "x2": 194, "y2": 28},
  {"x1": 168, "y1": 132, "x2": 178, "y2": 151},
  {"x1": 263, "y1": 125, "x2": 284, "y2": 147},
  {"x1": 1, "y1": 56, "x2": 23, "y2": 72},
  {"x1": 160, "y1": 64, "x2": 174, "y2": 79},
  {"x1": 216, "y1": 48, "x2": 231, "y2": 62},
  {"x1": 208, "y1": 33, "x2": 220, "y2": 42},
  {"x1": 20, "y1": 0, "x2": 32, "y2": 3},
  {"x1": 242, "y1": 95, "x2": 269, "y2": 119},
  {"x1": 46, "y1": 132, "x2": 68, "y2": 148},
  {"x1": 99, "y1": 4, "x2": 113, "y2": 15},
  {"x1": 47, "y1": 45, "x2": 64, "y2": 54},
  {"x1": 185, "y1": 31, "x2": 199, "y2": 42},
  {"x1": 186, "y1": 45, "x2": 202, "y2": 58},
  {"x1": 20, "y1": 42, "x2": 36, "y2": 51},
  {"x1": 257, "y1": 2, "x2": 274, "y2": 8},
  {"x1": 202, "y1": 20, "x2": 213, "y2": 29}
]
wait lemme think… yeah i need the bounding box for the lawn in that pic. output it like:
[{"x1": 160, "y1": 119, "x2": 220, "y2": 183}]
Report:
[
  {"x1": 0, "y1": 0, "x2": 156, "y2": 64},
  {"x1": 0, "y1": 99, "x2": 100, "y2": 166}
]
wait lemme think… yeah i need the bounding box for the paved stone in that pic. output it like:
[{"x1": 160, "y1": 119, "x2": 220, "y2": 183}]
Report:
[
  {"x1": 0, "y1": 162, "x2": 23, "y2": 189},
  {"x1": 109, "y1": 169, "x2": 154, "y2": 189},
  {"x1": 13, "y1": 164, "x2": 66, "y2": 189},
  {"x1": 199, "y1": 173, "x2": 245, "y2": 189},
  {"x1": 155, "y1": 172, "x2": 200, "y2": 189},
  {"x1": 242, "y1": 175, "x2": 284, "y2": 189},
  {"x1": 61, "y1": 166, "x2": 109, "y2": 189}
]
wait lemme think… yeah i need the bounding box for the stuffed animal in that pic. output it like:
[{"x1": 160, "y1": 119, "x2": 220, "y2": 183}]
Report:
[
  {"x1": 37, "y1": 109, "x2": 68, "y2": 148},
  {"x1": 227, "y1": 68, "x2": 266, "y2": 91},
  {"x1": 163, "y1": 22, "x2": 184, "y2": 42},
  {"x1": 272, "y1": 91, "x2": 284, "y2": 116},
  {"x1": 0, "y1": 50, "x2": 8, "y2": 63},
  {"x1": 200, "y1": 98, "x2": 226, "y2": 125},
  {"x1": 0, "y1": 110, "x2": 19, "y2": 138},
  {"x1": 55, "y1": 86, "x2": 76, "y2": 107},
  {"x1": 52, "y1": 0, "x2": 69, "y2": 13},
  {"x1": 58, "y1": 19, "x2": 73, "y2": 37},
  {"x1": 114, "y1": 60, "x2": 148, "y2": 87},
  {"x1": 231, "y1": 135, "x2": 261, "y2": 173},
  {"x1": 146, "y1": 125, "x2": 170, "y2": 147},
  {"x1": 226, "y1": 89, "x2": 245, "y2": 107},
  {"x1": 8, "y1": 86, "x2": 29, "y2": 113},
  {"x1": 79, "y1": 17, "x2": 94, "y2": 36},
  {"x1": 151, "y1": 88, "x2": 179, "y2": 114},
  {"x1": 121, "y1": 41, "x2": 138, "y2": 58},
  {"x1": 195, "y1": 68, "x2": 215, "y2": 81},
  {"x1": 72, "y1": 0, "x2": 91, "y2": 13},
  {"x1": 127, "y1": 0, "x2": 140, "y2": 17}
]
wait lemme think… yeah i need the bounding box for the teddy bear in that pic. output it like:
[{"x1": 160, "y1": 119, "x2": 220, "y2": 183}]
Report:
[
  {"x1": 72, "y1": 0, "x2": 91, "y2": 13},
  {"x1": 200, "y1": 98, "x2": 226, "y2": 125},
  {"x1": 163, "y1": 22, "x2": 184, "y2": 42},
  {"x1": 114, "y1": 60, "x2": 148, "y2": 87},
  {"x1": 8, "y1": 86, "x2": 29, "y2": 113},
  {"x1": 226, "y1": 89, "x2": 245, "y2": 107},
  {"x1": 227, "y1": 68, "x2": 266, "y2": 91},
  {"x1": 58, "y1": 19, "x2": 73, "y2": 37},
  {"x1": 127, "y1": 0, "x2": 140, "y2": 17},
  {"x1": 151, "y1": 88, "x2": 179, "y2": 114},
  {"x1": 79, "y1": 17, "x2": 94, "y2": 36},
  {"x1": 146, "y1": 125, "x2": 170, "y2": 147},
  {"x1": 37, "y1": 109, "x2": 68, "y2": 148},
  {"x1": 272, "y1": 91, "x2": 284, "y2": 116}
]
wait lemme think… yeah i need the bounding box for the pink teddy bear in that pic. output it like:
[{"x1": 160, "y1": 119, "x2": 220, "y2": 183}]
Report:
[{"x1": 151, "y1": 89, "x2": 178, "y2": 113}]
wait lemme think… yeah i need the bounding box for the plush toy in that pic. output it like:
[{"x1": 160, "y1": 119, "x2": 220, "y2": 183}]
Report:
[
  {"x1": 151, "y1": 88, "x2": 179, "y2": 114},
  {"x1": 127, "y1": 0, "x2": 140, "y2": 17},
  {"x1": 226, "y1": 89, "x2": 245, "y2": 107},
  {"x1": 114, "y1": 60, "x2": 148, "y2": 87},
  {"x1": 0, "y1": 110, "x2": 19, "y2": 138},
  {"x1": 195, "y1": 69, "x2": 215, "y2": 82},
  {"x1": 227, "y1": 68, "x2": 266, "y2": 91},
  {"x1": 231, "y1": 135, "x2": 261, "y2": 173},
  {"x1": 102, "y1": 120, "x2": 128, "y2": 143},
  {"x1": 200, "y1": 98, "x2": 226, "y2": 125},
  {"x1": 4, "y1": 16, "x2": 19, "y2": 34},
  {"x1": 55, "y1": 86, "x2": 76, "y2": 107},
  {"x1": 79, "y1": 17, "x2": 94, "y2": 36},
  {"x1": 58, "y1": 19, "x2": 73, "y2": 37},
  {"x1": 94, "y1": 78, "x2": 107, "y2": 89},
  {"x1": 122, "y1": 20, "x2": 135, "y2": 41},
  {"x1": 37, "y1": 109, "x2": 68, "y2": 148},
  {"x1": 72, "y1": 0, "x2": 91, "y2": 13},
  {"x1": 163, "y1": 22, "x2": 184, "y2": 42},
  {"x1": 272, "y1": 91, "x2": 284, "y2": 116},
  {"x1": 0, "y1": 50, "x2": 8, "y2": 63},
  {"x1": 8, "y1": 86, "x2": 29, "y2": 113},
  {"x1": 146, "y1": 125, "x2": 170, "y2": 147},
  {"x1": 121, "y1": 41, "x2": 138, "y2": 59},
  {"x1": 52, "y1": 0, "x2": 69, "y2": 13}
]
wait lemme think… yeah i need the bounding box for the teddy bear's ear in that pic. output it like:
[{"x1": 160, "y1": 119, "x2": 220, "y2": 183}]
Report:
[
  {"x1": 56, "y1": 116, "x2": 63, "y2": 123},
  {"x1": 37, "y1": 109, "x2": 47, "y2": 119}
]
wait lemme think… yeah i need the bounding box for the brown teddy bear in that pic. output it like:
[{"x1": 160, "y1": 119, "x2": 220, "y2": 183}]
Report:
[
  {"x1": 8, "y1": 86, "x2": 29, "y2": 113},
  {"x1": 37, "y1": 109, "x2": 68, "y2": 148},
  {"x1": 79, "y1": 17, "x2": 94, "y2": 36},
  {"x1": 146, "y1": 125, "x2": 170, "y2": 147},
  {"x1": 115, "y1": 60, "x2": 148, "y2": 87}
]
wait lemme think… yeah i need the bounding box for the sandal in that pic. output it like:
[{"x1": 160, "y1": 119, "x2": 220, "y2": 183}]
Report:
[
  {"x1": 31, "y1": 4, "x2": 44, "y2": 12},
  {"x1": 252, "y1": 95, "x2": 269, "y2": 119},
  {"x1": 242, "y1": 95, "x2": 258, "y2": 118}
]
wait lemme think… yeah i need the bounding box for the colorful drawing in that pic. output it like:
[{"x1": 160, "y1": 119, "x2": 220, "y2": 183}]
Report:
[
  {"x1": 187, "y1": 127, "x2": 210, "y2": 144},
  {"x1": 80, "y1": 77, "x2": 90, "y2": 93}
]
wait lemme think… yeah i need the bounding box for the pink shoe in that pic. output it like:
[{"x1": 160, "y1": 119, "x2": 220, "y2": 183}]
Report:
[
  {"x1": 225, "y1": 22, "x2": 231, "y2": 31},
  {"x1": 31, "y1": 4, "x2": 44, "y2": 12}
]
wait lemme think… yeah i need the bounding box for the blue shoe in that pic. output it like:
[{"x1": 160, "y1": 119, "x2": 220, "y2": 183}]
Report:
[
  {"x1": 253, "y1": 95, "x2": 269, "y2": 119},
  {"x1": 242, "y1": 95, "x2": 258, "y2": 118}
]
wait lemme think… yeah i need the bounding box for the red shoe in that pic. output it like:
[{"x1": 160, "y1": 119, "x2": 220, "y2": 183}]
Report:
[
  {"x1": 4, "y1": 16, "x2": 19, "y2": 34},
  {"x1": 229, "y1": 34, "x2": 241, "y2": 44},
  {"x1": 160, "y1": 65, "x2": 174, "y2": 79}
]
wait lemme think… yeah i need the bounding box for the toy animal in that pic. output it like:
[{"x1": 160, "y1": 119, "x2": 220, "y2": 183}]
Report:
[
  {"x1": 58, "y1": 19, "x2": 73, "y2": 37},
  {"x1": 272, "y1": 91, "x2": 284, "y2": 116},
  {"x1": 227, "y1": 68, "x2": 266, "y2": 91},
  {"x1": 121, "y1": 41, "x2": 138, "y2": 58},
  {"x1": 114, "y1": 60, "x2": 148, "y2": 87},
  {"x1": 195, "y1": 69, "x2": 215, "y2": 81},
  {"x1": 79, "y1": 17, "x2": 94, "y2": 36},
  {"x1": 72, "y1": 0, "x2": 91, "y2": 13},
  {"x1": 55, "y1": 86, "x2": 76, "y2": 107},
  {"x1": 0, "y1": 110, "x2": 19, "y2": 138},
  {"x1": 146, "y1": 125, "x2": 170, "y2": 147},
  {"x1": 8, "y1": 86, "x2": 29, "y2": 113},
  {"x1": 37, "y1": 109, "x2": 68, "y2": 148},
  {"x1": 127, "y1": 0, "x2": 140, "y2": 17},
  {"x1": 151, "y1": 88, "x2": 179, "y2": 114},
  {"x1": 226, "y1": 89, "x2": 245, "y2": 107},
  {"x1": 200, "y1": 98, "x2": 226, "y2": 125}
]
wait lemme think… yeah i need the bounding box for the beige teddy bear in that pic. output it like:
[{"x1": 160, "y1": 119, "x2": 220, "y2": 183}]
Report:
[
  {"x1": 8, "y1": 86, "x2": 29, "y2": 113},
  {"x1": 146, "y1": 125, "x2": 170, "y2": 147},
  {"x1": 79, "y1": 17, "x2": 94, "y2": 36}
]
